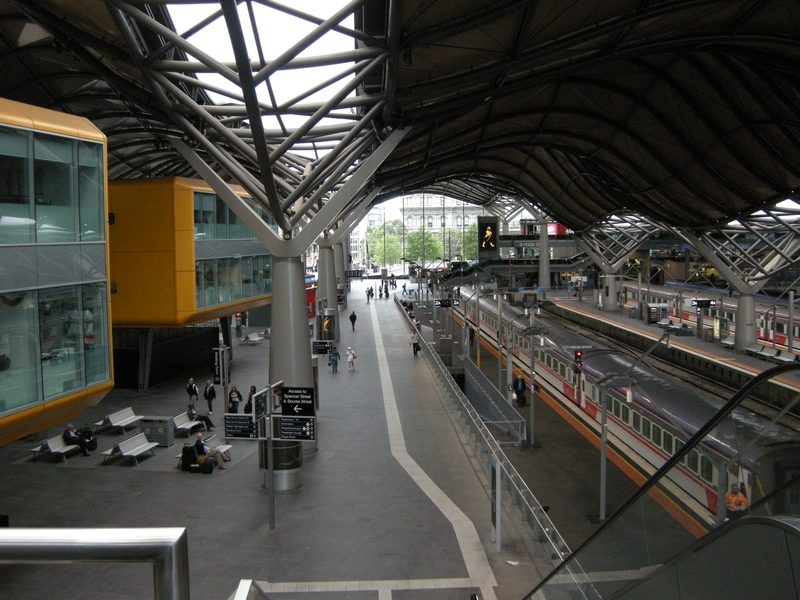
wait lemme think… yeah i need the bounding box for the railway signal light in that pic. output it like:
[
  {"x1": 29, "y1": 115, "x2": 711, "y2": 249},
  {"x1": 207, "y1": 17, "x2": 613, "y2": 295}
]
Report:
[{"x1": 574, "y1": 350, "x2": 583, "y2": 368}]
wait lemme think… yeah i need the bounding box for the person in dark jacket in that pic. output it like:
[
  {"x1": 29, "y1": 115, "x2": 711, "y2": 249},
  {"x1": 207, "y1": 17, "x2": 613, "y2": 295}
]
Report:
[
  {"x1": 63, "y1": 424, "x2": 92, "y2": 456},
  {"x1": 203, "y1": 380, "x2": 216, "y2": 413},
  {"x1": 349, "y1": 311, "x2": 357, "y2": 331}
]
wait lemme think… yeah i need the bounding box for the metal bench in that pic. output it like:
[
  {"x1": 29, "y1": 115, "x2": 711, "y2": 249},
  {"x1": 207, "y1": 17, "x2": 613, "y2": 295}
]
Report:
[
  {"x1": 758, "y1": 347, "x2": 779, "y2": 361},
  {"x1": 30, "y1": 436, "x2": 81, "y2": 462},
  {"x1": 101, "y1": 432, "x2": 158, "y2": 466},
  {"x1": 773, "y1": 351, "x2": 799, "y2": 365},
  {"x1": 175, "y1": 434, "x2": 232, "y2": 467},
  {"x1": 657, "y1": 318, "x2": 672, "y2": 329},
  {"x1": 720, "y1": 339, "x2": 735, "y2": 351},
  {"x1": 240, "y1": 332, "x2": 264, "y2": 345},
  {"x1": 743, "y1": 343, "x2": 763, "y2": 356},
  {"x1": 173, "y1": 412, "x2": 202, "y2": 436},
  {"x1": 94, "y1": 407, "x2": 142, "y2": 434}
]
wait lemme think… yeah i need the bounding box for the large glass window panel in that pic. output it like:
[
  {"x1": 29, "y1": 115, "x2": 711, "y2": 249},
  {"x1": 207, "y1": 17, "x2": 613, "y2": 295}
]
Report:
[
  {"x1": 217, "y1": 258, "x2": 231, "y2": 304},
  {"x1": 203, "y1": 260, "x2": 217, "y2": 307},
  {"x1": 82, "y1": 283, "x2": 109, "y2": 384},
  {"x1": 0, "y1": 291, "x2": 39, "y2": 413},
  {"x1": 78, "y1": 141, "x2": 103, "y2": 241},
  {"x1": 265, "y1": 256, "x2": 273, "y2": 295},
  {"x1": 39, "y1": 286, "x2": 84, "y2": 398},
  {"x1": 242, "y1": 256, "x2": 253, "y2": 298},
  {"x1": 231, "y1": 256, "x2": 242, "y2": 301},
  {"x1": 34, "y1": 134, "x2": 76, "y2": 243},
  {"x1": 0, "y1": 127, "x2": 33, "y2": 244},
  {"x1": 215, "y1": 196, "x2": 229, "y2": 239},
  {"x1": 227, "y1": 205, "x2": 241, "y2": 239},
  {"x1": 202, "y1": 193, "x2": 215, "y2": 239},
  {"x1": 195, "y1": 260, "x2": 204, "y2": 308},
  {"x1": 252, "y1": 256, "x2": 263, "y2": 295}
]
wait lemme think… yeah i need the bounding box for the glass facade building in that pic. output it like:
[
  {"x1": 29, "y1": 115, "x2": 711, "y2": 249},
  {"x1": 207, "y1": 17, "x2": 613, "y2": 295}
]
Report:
[{"x1": 0, "y1": 103, "x2": 112, "y2": 436}]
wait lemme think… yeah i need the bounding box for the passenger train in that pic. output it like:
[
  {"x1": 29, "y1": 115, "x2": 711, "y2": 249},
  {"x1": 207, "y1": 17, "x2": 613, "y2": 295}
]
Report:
[
  {"x1": 619, "y1": 281, "x2": 800, "y2": 354},
  {"x1": 457, "y1": 286, "x2": 800, "y2": 526}
]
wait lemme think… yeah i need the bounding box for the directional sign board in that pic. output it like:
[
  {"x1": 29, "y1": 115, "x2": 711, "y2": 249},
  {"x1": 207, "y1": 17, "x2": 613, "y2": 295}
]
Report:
[
  {"x1": 312, "y1": 340, "x2": 332, "y2": 355},
  {"x1": 274, "y1": 416, "x2": 316, "y2": 441},
  {"x1": 281, "y1": 387, "x2": 315, "y2": 417},
  {"x1": 434, "y1": 298, "x2": 460, "y2": 308},
  {"x1": 691, "y1": 298, "x2": 716, "y2": 308},
  {"x1": 224, "y1": 413, "x2": 257, "y2": 439}
]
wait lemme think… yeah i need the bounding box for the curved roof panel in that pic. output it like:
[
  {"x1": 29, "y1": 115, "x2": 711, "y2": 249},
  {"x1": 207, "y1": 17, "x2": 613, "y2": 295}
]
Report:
[{"x1": 1, "y1": 1, "x2": 800, "y2": 233}]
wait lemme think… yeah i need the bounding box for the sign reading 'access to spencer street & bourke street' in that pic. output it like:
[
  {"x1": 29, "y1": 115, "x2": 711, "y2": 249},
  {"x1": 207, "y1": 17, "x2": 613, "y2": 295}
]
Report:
[{"x1": 281, "y1": 387, "x2": 315, "y2": 417}]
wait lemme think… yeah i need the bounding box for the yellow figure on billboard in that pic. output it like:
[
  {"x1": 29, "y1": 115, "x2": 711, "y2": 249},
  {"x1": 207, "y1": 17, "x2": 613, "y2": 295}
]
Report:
[{"x1": 481, "y1": 225, "x2": 495, "y2": 248}]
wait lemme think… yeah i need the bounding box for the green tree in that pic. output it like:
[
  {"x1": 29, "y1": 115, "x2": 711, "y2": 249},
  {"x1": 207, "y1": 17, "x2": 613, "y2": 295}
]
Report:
[
  {"x1": 365, "y1": 226, "x2": 403, "y2": 266},
  {"x1": 384, "y1": 218, "x2": 405, "y2": 238},
  {"x1": 462, "y1": 223, "x2": 479, "y2": 261},
  {"x1": 405, "y1": 228, "x2": 443, "y2": 266}
]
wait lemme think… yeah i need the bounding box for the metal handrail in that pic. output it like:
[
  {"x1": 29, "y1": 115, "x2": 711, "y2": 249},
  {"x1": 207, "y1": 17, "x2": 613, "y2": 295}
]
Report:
[{"x1": 0, "y1": 528, "x2": 190, "y2": 600}]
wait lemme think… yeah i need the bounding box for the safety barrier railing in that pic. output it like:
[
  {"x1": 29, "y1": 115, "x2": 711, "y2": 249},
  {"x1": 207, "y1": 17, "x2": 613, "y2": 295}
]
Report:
[
  {"x1": 464, "y1": 355, "x2": 526, "y2": 445},
  {"x1": 524, "y1": 362, "x2": 800, "y2": 600},
  {"x1": 395, "y1": 296, "x2": 573, "y2": 575},
  {"x1": 0, "y1": 527, "x2": 190, "y2": 600}
]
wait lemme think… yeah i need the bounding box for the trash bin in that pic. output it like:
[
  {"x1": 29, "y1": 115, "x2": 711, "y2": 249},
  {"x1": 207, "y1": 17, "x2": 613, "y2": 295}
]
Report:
[{"x1": 259, "y1": 440, "x2": 303, "y2": 491}]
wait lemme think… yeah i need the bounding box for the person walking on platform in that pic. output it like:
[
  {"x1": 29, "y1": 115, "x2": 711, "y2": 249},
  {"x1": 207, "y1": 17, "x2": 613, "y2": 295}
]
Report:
[
  {"x1": 513, "y1": 376, "x2": 527, "y2": 407},
  {"x1": 346, "y1": 347, "x2": 357, "y2": 371},
  {"x1": 186, "y1": 378, "x2": 199, "y2": 406},
  {"x1": 329, "y1": 346, "x2": 340, "y2": 372},
  {"x1": 366, "y1": 287, "x2": 370, "y2": 303},
  {"x1": 203, "y1": 380, "x2": 216, "y2": 413},
  {"x1": 410, "y1": 331, "x2": 421, "y2": 357},
  {"x1": 349, "y1": 311, "x2": 357, "y2": 331},
  {"x1": 228, "y1": 385, "x2": 242, "y2": 413},
  {"x1": 402, "y1": 283, "x2": 407, "y2": 295}
]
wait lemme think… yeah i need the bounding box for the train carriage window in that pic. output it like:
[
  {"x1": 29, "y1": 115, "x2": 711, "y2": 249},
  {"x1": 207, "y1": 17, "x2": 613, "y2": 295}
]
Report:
[
  {"x1": 633, "y1": 412, "x2": 641, "y2": 432},
  {"x1": 652, "y1": 424, "x2": 662, "y2": 447},
  {"x1": 700, "y1": 455, "x2": 714, "y2": 483},
  {"x1": 612, "y1": 398, "x2": 621, "y2": 419},
  {"x1": 641, "y1": 417, "x2": 651, "y2": 439},
  {"x1": 621, "y1": 404, "x2": 630, "y2": 425},
  {"x1": 559, "y1": 363, "x2": 566, "y2": 378},
  {"x1": 546, "y1": 355, "x2": 552, "y2": 368},
  {"x1": 663, "y1": 431, "x2": 674, "y2": 454},
  {"x1": 675, "y1": 439, "x2": 685, "y2": 463},
  {"x1": 687, "y1": 449, "x2": 699, "y2": 473}
]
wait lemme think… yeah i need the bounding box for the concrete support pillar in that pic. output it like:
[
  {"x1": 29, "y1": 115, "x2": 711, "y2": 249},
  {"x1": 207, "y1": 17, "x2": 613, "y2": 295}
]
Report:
[
  {"x1": 501, "y1": 220, "x2": 510, "y2": 259},
  {"x1": 734, "y1": 293, "x2": 758, "y2": 352},
  {"x1": 334, "y1": 242, "x2": 346, "y2": 308},
  {"x1": 602, "y1": 273, "x2": 619, "y2": 313},
  {"x1": 538, "y1": 220, "x2": 550, "y2": 290},
  {"x1": 318, "y1": 245, "x2": 339, "y2": 342},
  {"x1": 270, "y1": 256, "x2": 316, "y2": 458}
]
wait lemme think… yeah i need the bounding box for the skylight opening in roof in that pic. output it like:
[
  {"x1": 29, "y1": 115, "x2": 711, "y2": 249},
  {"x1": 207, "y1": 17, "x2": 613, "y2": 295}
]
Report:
[{"x1": 168, "y1": 1, "x2": 356, "y2": 152}]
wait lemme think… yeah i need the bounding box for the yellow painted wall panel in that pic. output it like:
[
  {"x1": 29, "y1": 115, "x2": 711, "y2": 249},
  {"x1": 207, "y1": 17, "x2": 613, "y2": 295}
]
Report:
[
  {"x1": 174, "y1": 269, "x2": 196, "y2": 315},
  {"x1": 174, "y1": 229, "x2": 195, "y2": 272},
  {"x1": 173, "y1": 187, "x2": 195, "y2": 232},
  {"x1": 110, "y1": 252, "x2": 177, "y2": 326},
  {"x1": 109, "y1": 179, "x2": 175, "y2": 253},
  {"x1": 0, "y1": 97, "x2": 105, "y2": 141}
]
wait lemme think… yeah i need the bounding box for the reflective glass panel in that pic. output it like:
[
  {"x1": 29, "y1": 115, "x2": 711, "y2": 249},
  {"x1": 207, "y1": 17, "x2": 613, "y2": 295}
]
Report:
[
  {"x1": 39, "y1": 286, "x2": 84, "y2": 398},
  {"x1": 83, "y1": 283, "x2": 109, "y2": 384},
  {"x1": 78, "y1": 141, "x2": 103, "y2": 241},
  {"x1": 0, "y1": 127, "x2": 33, "y2": 244},
  {"x1": 34, "y1": 134, "x2": 76, "y2": 243},
  {"x1": 0, "y1": 291, "x2": 38, "y2": 411}
]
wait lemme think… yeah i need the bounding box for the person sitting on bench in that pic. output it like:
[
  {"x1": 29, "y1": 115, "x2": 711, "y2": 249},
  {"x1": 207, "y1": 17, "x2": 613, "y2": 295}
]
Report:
[
  {"x1": 187, "y1": 405, "x2": 215, "y2": 431},
  {"x1": 194, "y1": 432, "x2": 228, "y2": 469},
  {"x1": 63, "y1": 424, "x2": 93, "y2": 456}
]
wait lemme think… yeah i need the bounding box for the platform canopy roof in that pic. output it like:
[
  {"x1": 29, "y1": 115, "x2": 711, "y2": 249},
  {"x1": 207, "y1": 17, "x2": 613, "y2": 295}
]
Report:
[{"x1": 3, "y1": 0, "x2": 800, "y2": 235}]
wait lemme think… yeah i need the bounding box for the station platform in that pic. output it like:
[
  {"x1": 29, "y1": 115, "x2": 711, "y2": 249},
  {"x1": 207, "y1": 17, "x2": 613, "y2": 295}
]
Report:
[{"x1": 0, "y1": 280, "x2": 573, "y2": 600}]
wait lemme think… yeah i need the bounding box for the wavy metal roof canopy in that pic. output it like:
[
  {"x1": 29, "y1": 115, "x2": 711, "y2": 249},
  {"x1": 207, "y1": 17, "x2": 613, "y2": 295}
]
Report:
[{"x1": 3, "y1": 0, "x2": 800, "y2": 235}]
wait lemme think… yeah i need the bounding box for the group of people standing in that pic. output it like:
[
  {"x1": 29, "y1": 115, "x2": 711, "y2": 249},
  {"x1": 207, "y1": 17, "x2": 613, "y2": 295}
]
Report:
[{"x1": 186, "y1": 378, "x2": 260, "y2": 427}]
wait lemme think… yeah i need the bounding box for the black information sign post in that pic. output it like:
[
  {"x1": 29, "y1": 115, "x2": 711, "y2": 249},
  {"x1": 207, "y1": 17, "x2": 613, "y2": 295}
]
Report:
[
  {"x1": 274, "y1": 416, "x2": 316, "y2": 441},
  {"x1": 224, "y1": 414, "x2": 257, "y2": 439},
  {"x1": 312, "y1": 341, "x2": 332, "y2": 355},
  {"x1": 281, "y1": 387, "x2": 315, "y2": 417}
]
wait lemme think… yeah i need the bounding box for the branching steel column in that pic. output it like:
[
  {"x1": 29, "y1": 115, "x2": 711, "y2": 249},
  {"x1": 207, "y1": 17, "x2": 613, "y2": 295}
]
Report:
[{"x1": 220, "y1": 0, "x2": 288, "y2": 233}]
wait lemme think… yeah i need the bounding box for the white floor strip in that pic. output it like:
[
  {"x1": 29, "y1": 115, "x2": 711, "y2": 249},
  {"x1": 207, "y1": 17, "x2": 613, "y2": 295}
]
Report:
[{"x1": 369, "y1": 302, "x2": 498, "y2": 600}]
